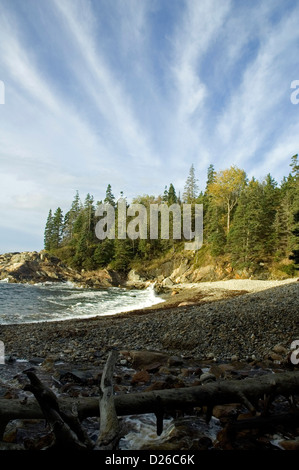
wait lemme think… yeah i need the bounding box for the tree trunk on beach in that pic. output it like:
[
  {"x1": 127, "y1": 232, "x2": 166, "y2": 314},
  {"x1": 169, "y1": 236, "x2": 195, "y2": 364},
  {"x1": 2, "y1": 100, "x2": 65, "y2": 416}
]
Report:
[{"x1": 1, "y1": 366, "x2": 299, "y2": 449}]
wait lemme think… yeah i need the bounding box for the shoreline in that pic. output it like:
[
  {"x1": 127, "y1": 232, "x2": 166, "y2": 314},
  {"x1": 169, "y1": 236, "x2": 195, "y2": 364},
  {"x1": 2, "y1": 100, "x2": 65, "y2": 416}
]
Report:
[
  {"x1": 1, "y1": 278, "x2": 298, "y2": 450},
  {"x1": 0, "y1": 278, "x2": 298, "y2": 364}
]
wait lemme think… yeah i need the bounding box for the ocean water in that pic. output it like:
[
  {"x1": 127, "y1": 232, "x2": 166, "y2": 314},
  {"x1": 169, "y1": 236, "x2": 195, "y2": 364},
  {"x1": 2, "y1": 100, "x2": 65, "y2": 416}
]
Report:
[{"x1": 0, "y1": 280, "x2": 163, "y2": 324}]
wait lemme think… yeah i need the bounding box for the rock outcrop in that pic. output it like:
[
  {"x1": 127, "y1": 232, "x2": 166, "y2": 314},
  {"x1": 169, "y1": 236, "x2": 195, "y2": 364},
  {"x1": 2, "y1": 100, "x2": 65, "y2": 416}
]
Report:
[{"x1": 0, "y1": 251, "x2": 121, "y2": 288}]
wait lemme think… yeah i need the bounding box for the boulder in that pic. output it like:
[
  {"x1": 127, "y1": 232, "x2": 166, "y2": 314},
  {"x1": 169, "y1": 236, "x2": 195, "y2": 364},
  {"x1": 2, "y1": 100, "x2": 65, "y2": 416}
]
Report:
[
  {"x1": 162, "y1": 277, "x2": 174, "y2": 287},
  {"x1": 127, "y1": 350, "x2": 169, "y2": 370},
  {"x1": 131, "y1": 370, "x2": 150, "y2": 384}
]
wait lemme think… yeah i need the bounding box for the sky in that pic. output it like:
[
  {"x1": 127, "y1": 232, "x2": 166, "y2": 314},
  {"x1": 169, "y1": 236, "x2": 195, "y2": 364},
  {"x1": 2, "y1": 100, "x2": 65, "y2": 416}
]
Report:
[{"x1": 0, "y1": 0, "x2": 299, "y2": 253}]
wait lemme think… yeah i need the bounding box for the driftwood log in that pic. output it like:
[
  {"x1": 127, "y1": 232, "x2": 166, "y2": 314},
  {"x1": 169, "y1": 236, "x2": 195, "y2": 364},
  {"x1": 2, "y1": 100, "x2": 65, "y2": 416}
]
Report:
[
  {"x1": 95, "y1": 350, "x2": 120, "y2": 450},
  {"x1": 23, "y1": 370, "x2": 93, "y2": 450},
  {"x1": 1, "y1": 361, "x2": 299, "y2": 449}
]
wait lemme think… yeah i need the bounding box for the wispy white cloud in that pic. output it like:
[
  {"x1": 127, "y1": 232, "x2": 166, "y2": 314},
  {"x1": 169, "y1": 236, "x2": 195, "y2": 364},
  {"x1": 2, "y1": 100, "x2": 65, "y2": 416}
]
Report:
[
  {"x1": 171, "y1": 0, "x2": 231, "y2": 120},
  {"x1": 53, "y1": 0, "x2": 159, "y2": 168},
  {"x1": 216, "y1": 4, "x2": 299, "y2": 176},
  {"x1": 0, "y1": 0, "x2": 298, "y2": 251}
]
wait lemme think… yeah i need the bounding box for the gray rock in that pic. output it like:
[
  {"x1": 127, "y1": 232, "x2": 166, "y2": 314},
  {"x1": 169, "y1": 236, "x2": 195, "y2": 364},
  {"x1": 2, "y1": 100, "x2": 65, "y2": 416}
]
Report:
[{"x1": 199, "y1": 372, "x2": 217, "y2": 384}]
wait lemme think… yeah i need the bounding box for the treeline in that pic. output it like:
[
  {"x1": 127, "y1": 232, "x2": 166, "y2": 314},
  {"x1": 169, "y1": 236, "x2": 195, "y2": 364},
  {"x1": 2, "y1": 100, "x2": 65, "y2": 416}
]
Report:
[{"x1": 44, "y1": 156, "x2": 299, "y2": 274}]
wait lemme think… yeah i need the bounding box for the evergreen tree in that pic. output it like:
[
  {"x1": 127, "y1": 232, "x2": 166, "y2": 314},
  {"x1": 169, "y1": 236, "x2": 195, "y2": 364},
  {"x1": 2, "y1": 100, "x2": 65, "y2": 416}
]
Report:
[
  {"x1": 228, "y1": 179, "x2": 265, "y2": 265},
  {"x1": 63, "y1": 191, "x2": 81, "y2": 243},
  {"x1": 93, "y1": 239, "x2": 115, "y2": 267},
  {"x1": 83, "y1": 193, "x2": 95, "y2": 240},
  {"x1": 104, "y1": 184, "x2": 116, "y2": 207},
  {"x1": 44, "y1": 209, "x2": 53, "y2": 251},
  {"x1": 290, "y1": 210, "x2": 299, "y2": 267},
  {"x1": 289, "y1": 155, "x2": 299, "y2": 267},
  {"x1": 206, "y1": 204, "x2": 226, "y2": 256},
  {"x1": 73, "y1": 231, "x2": 88, "y2": 269},
  {"x1": 168, "y1": 183, "x2": 177, "y2": 205},
  {"x1": 51, "y1": 207, "x2": 63, "y2": 249},
  {"x1": 182, "y1": 164, "x2": 199, "y2": 203},
  {"x1": 205, "y1": 164, "x2": 216, "y2": 191},
  {"x1": 112, "y1": 238, "x2": 133, "y2": 272},
  {"x1": 162, "y1": 185, "x2": 168, "y2": 202},
  {"x1": 275, "y1": 156, "x2": 299, "y2": 260},
  {"x1": 260, "y1": 174, "x2": 279, "y2": 257}
]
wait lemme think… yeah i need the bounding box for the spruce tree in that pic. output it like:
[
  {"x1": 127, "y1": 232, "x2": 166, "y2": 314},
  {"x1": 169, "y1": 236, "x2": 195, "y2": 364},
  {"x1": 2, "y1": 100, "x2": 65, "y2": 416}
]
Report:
[
  {"x1": 44, "y1": 209, "x2": 53, "y2": 251},
  {"x1": 93, "y1": 239, "x2": 115, "y2": 267},
  {"x1": 182, "y1": 164, "x2": 199, "y2": 203},
  {"x1": 168, "y1": 183, "x2": 177, "y2": 205},
  {"x1": 51, "y1": 207, "x2": 63, "y2": 249},
  {"x1": 162, "y1": 185, "x2": 168, "y2": 202},
  {"x1": 104, "y1": 184, "x2": 116, "y2": 207},
  {"x1": 63, "y1": 191, "x2": 81, "y2": 243},
  {"x1": 290, "y1": 210, "x2": 299, "y2": 267},
  {"x1": 228, "y1": 179, "x2": 264, "y2": 266},
  {"x1": 112, "y1": 238, "x2": 133, "y2": 272}
]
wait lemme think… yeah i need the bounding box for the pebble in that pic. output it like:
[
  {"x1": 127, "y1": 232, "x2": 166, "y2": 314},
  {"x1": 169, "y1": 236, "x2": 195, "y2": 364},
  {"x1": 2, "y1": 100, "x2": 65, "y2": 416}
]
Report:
[{"x1": 0, "y1": 282, "x2": 298, "y2": 365}]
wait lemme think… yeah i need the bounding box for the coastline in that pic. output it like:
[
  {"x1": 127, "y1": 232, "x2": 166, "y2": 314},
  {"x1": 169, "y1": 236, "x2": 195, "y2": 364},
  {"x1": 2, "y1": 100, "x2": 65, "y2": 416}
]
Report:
[
  {"x1": 1, "y1": 278, "x2": 298, "y2": 364},
  {"x1": 0, "y1": 277, "x2": 298, "y2": 450}
]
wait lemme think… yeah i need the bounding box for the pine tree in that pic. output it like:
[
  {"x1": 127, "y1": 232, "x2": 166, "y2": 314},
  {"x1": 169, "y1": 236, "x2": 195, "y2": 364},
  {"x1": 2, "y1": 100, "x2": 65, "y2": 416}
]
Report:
[
  {"x1": 168, "y1": 183, "x2": 177, "y2": 205},
  {"x1": 44, "y1": 209, "x2": 53, "y2": 251},
  {"x1": 228, "y1": 179, "x2": 265, "y2": 265},
  {"x1": 51, "y1": 207, "x2": 63, "y2": 249},
  {"x1": 73, "y1": 231, "x2": 88, "y2": 269},
  {"x1": 290, "y1": 210, "x2": 299, "y2": 267},
  {"x1": 83, "y1": 193, "x2": 95, "y2": 240},
  {"x1": 162, "y1": 185, "x2": 168, "y2": 202},
  {"x1": 205, "y1": 164, "x2": 216, "y2": 191},
  {"x1": 182, "y1": 164, "x2": 199, "y2": 203},
  {"x1": 104, "y1": 184, "x2": 116, "y2": 207},
  {"x1": 275, "y1": 156, "x2": 299, "y2": 260},
  {"x1": 112, "y1": 238, "x2": 133, "y2": 272},
  {"x1": 93, "y1": 239, "x2": 115, "y2": 267},
  {"x1": 260, "y1": 174, "x2": 279, "y2": 257},
  {"x1": 289, "y1": 155, "x2": 299, "y2": 267},
  {"x1": 63, "y1": 191, "x2": 81, "y2": 243}
]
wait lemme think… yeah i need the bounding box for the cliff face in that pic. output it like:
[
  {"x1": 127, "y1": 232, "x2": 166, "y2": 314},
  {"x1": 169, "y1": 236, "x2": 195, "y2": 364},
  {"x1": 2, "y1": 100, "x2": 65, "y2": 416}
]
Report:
[
  {"x1": 0, "y1": 251, "x2": 123, "y2": 287},
  {"x1": 126, "y1": 259, "x2": 237, "y2": 290},
  {"x1": 125, "y1": 255, "x2": 287, "y2": 290}
]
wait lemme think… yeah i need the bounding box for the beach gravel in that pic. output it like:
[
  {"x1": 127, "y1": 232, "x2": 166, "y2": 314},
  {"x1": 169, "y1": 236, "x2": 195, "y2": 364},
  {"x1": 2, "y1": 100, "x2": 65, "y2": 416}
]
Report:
[{"x1": 0, "y1": 279, "x2": 298, "y2": 364}]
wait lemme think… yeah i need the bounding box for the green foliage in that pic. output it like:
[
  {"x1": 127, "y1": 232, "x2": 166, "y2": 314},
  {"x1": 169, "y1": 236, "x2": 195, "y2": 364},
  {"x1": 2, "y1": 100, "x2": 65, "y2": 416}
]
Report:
[
  {"x1": 182, "y1": 164, "x2": 199, "y2": 203},
  {"x1": 93, "y1": 239, "x2": 115, "y2": 267},
  {"x1": 43, "y1": 157, "x2": 299, "y2": 275},
  {"x1": 110, "y1": 238, "x2": 133, "y2": 272}
]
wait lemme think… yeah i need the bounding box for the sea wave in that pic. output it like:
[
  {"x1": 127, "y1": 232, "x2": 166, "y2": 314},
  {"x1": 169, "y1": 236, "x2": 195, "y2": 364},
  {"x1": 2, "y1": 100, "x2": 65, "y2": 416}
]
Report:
[{"x1": 0, "y1": 282, "x2": 164, "y2": 324}]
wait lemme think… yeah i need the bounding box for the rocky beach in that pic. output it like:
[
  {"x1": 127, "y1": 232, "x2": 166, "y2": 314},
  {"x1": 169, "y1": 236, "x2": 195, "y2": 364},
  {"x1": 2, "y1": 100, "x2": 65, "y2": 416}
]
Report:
[
  {"x1": 0, "y1": 277, "x2": 299, "y2": 450},
  {"x1": 1, "y1": 278, "x2": 298, "y2": 363}
]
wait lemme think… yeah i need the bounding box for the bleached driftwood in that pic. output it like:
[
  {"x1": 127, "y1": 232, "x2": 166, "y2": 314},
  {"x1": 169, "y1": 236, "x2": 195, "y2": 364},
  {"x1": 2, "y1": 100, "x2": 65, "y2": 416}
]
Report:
[
  {"x1": 1, "y1": 364, "x2": 299, "y2": 449},
  {"x1": 95, "y1": 350, "x2": 120, "y2": 450}
]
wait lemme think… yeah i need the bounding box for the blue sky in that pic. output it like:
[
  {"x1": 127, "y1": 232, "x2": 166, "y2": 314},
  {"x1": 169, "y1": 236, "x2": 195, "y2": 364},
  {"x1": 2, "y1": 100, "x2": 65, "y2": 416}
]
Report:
[{"x1": 0, "y1": 0, "x2": 299, "y2": 253}]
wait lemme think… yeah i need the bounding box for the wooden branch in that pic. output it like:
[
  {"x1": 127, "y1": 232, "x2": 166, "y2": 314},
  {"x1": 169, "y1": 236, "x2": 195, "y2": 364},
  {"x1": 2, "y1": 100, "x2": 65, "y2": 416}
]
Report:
[
  {"x1": 95, "y1": 350, "x2": 120, "y2": 450},
  {"x1": 1, "y1": 371, "x2": 299, "y2": 433},
  {"x1": 24, "y1": 371, "x2": 91, "y2": 450}
]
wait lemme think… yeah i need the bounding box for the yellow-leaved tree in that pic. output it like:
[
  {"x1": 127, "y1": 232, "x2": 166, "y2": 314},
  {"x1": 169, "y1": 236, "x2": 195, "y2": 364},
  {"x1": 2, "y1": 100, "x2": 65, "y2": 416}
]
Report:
[{"x1": 207, "y1": 166, "x2": 247, "y2": 233}]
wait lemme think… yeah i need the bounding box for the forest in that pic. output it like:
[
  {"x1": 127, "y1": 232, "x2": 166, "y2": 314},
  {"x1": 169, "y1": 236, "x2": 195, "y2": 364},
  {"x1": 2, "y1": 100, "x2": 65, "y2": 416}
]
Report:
[{"x1": 44, "y1": 155, "x2": 299, "y2": 276}]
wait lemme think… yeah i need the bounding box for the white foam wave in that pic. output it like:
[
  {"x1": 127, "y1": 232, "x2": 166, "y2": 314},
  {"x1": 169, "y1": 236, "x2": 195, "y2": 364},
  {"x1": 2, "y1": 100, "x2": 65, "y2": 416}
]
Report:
[{"x1": 0, "y1": 283, "x2": 164, "y2": 324}]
